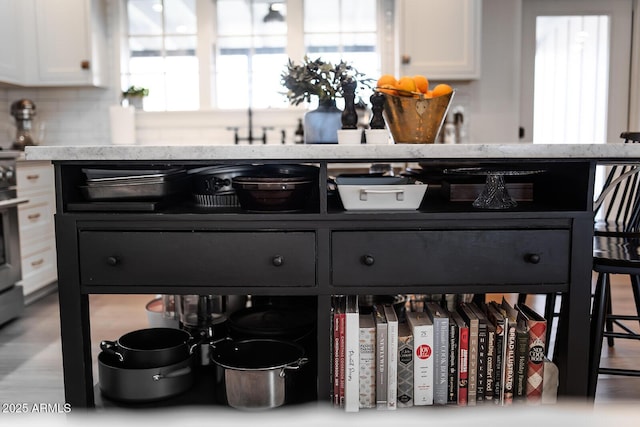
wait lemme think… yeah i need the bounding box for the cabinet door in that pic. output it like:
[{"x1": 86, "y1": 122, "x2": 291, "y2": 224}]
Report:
[
  {"x1": 398, "y1": 0, "x2": 481, "y2": 79},
  {"x1": 0, "y1": 0, "x2": 22, "y2": 84},
  {"x1": 32, "y1": 0, "x2": 106, "y2": 86}
]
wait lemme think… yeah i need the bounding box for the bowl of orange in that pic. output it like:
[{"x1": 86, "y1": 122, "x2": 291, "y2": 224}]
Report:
[{"x1": 376, "y1": 74, "x2": 454, "y2": 144}]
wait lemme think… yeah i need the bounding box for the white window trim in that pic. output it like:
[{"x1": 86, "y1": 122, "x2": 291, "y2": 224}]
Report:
[{"x1": 117, "y1": 0, "x2": 396, "y2": 112}]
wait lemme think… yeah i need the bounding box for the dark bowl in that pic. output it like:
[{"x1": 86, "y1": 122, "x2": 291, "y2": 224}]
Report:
[{"x1": 232, "y1": 175, "x2": 314, "y2": 211}]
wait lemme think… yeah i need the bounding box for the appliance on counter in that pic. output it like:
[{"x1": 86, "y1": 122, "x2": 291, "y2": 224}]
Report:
[
  {"x1": 0, "y1": 151, "x2": 28, "y2": 326},
  {"x1": 10, "y1": 99, "x2": 43, "y2": 150}
]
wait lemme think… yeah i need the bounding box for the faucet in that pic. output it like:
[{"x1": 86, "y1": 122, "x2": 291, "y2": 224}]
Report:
[{"x1": 227, "y1": 108, "x2": 272, "y2": 144}]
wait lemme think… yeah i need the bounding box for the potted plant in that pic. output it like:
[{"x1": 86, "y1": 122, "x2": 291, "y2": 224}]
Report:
[
  {"x1": 122, "y1": 85, "x2": 149, "y2": 110},
  {"x1": 281, "y1": 56, "x2": 372, "y2": 143}
]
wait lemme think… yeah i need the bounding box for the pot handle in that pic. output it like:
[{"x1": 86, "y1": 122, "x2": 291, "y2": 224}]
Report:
[
  {"x1": 152, "y1": 365, "x2": 192, "y2": 381},
  {"x1": 279, "y1": 357, "x2": 309, "y2": 378},
  {"x1": 284, "y1": 357, "x2": 309, "y2": 371},
  {"x1": 100, "y1": 340, "x2": 124, "y2": 363},
  {"x1": 187, "y1": 332, "x2": 208, "y2": 354}
]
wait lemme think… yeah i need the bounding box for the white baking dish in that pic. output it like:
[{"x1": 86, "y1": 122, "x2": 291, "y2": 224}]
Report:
[{"x1": 338, "y1": 184, "x2": 428, "y2": 210}]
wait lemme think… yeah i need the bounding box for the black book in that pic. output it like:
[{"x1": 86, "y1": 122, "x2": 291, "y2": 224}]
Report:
[
  {"x1": 515, "y1": 309, "x2": 530, "y2": 401},
  {"x1": 447, "y1": 308, "x2": 459, "y2": 404},
  {"x1": 487, "y1": 301, "x2": 506, "y2": 405},
  {"x1": 457, "y1": 303, "x2": 479, "y2": 405}
]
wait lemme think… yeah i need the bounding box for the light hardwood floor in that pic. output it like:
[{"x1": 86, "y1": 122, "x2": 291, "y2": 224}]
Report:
[{"x1": 1, "y1": 277, "x2": 639, "y2": 409}]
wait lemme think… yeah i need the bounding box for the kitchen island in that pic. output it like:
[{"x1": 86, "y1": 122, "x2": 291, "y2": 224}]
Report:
[{"x1": 26, "y1": 142, "x2": 640, "y2": 410}]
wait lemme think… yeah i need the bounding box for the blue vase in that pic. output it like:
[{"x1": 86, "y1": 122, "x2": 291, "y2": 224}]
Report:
[{"x1": 304, "y1": 99, "x2": 342, "y2": 144}]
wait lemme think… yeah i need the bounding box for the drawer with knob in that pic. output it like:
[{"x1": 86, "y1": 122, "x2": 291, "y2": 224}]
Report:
[
  {"x1": 16, "y1": 161, "x2": 54, "y2": 193},
  {"x1": 79, "y1": 231, "x2": 316, "y2": 287},
  {"x1": 17, "y1": 193, "x2": 54, "y2": 239},
  {"x1": 331, "y1": 229, "x2": 571, "y2": 286}
]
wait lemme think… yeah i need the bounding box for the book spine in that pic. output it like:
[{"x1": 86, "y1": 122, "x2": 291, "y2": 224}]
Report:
[
  {"x1": 339, "y1": 310, "x2": 346, "y2": 408},
  {"x1": 493, "y1": 324, "x2": 505, "y2": 405},
  {"x1": 397, "y1": 327, "x2": 414, "y2": 408},
  {"x1": 359, "y1": 319, "x2": 376, "y2": 409},
  {"x1": 526, "y1": 319, "x2": 547, "y2": 404},
  {"x1": 376, "y1": 320, "x2": 387, "y2": 409},
  {"x1": 411, "y1": 323, "x2": 434, "y2": 405},
  {"x1": 515, "y1": 327, "x2": 529, "y2": 401},
  {"x1": 385, "y1": 309, "x2": 398, "y2": 410},
  {"x1": 344, "y1": 303, "x2": 359, "y2": 412},
  {"x1": 458, "y1": 325, "x2": 469, "y2": 406},
  {"x1": 332, "y1": 307, "x2": 340, "y2": 407},
  {"x1": 503, "y1": 322, "x2": 517, "y2": 405},
  {"x1": 433, "y1": 317, "x2": 449, "y2": 405},
  {"x1": 475, "y1": 322, "x2": 487, "y2": 403},
  {"x1": 485, "y1": 326, "x2": 495, "y2": 402},
  {"x1": 467, "y1": 320, "x2": 478, "y2": 405},
  {"x1": 448, "y1": 319, "x2": 459, "y2": 404}
]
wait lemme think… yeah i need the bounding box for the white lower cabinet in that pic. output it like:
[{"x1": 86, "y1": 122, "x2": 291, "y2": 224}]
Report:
[{"x1": 16, "y1": 160, "x2": 57, "y2": 300}]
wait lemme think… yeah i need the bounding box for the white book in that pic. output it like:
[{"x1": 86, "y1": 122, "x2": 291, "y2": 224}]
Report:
[
  {"x1": 359, "y1": 313, "x2": 376, "y2": 409},
  {"x1": 344, "y1": 295, "x2": 360, "y2": 412},
  {"x1": 383, "y1": 305, "x2": 398, "y2": 410},
  {"x1": 406, "y1": 311, "x2": 434, "y2": 405}
]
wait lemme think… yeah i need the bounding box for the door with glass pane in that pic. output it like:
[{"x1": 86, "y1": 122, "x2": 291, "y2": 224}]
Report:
[{"x1": 520, "y1": 0, "x2": 632, "y2": 144}]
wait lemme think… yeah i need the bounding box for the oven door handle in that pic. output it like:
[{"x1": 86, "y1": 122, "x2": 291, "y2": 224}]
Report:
[{"x1": 0, "y1": 197, "x2": 29, "y2": 209}]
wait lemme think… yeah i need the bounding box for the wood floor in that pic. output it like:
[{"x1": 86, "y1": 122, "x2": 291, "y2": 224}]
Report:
[{"x1": 1, "y1": 276, "x2": 639, "y2": 410}]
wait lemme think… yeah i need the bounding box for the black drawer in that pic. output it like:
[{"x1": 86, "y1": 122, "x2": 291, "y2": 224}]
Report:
[
  {"x1": 331, "y1": 229, "x2": 570, "y2": 286},
  {"x1": 79, "y1": 231, "x2": 316, "y2": 287}
]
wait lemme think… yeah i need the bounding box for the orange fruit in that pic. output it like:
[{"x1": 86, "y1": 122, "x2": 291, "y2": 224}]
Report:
[
  {"x1": 431, "y1": 83, "x2": 453, "y2": 97},
  {"x1": 396, "y1": 76, "x2": 417, "y2": 94},
  {"x1": 377, "y1": 84, "x2": 397, "y2": 96},
  {"x1": 413, "y1": 75, "x2": 429, "y2": 93},
  {"x1": 376, "y1": 74, "x2": 397, "y2": 88}
]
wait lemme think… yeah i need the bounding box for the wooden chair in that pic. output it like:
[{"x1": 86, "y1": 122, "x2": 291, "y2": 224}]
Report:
[{"x1": 588, "y1": 131, "x2": 640, "y2": 397}]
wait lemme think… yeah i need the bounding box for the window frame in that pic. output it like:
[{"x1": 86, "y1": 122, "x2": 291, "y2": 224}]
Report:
[{"x1": 120, "y1": 0, "x2": 395, "y2": 111}]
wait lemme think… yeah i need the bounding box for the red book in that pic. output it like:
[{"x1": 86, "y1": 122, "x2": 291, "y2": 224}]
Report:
[
  {"x1": 338, "y1": 306, "x2": 346, "y2": 407},
  {"x1": 517, "y1": 303, "x2": 547, "y2": 404},
  {"x1": 451, "y1": 311, "x2": 469, "y2": 406}
]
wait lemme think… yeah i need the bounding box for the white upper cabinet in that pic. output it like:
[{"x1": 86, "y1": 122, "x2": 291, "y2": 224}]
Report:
[
  {"x1": 1, "y1": 0, "x2": 108, "y2": 87},
  {"x1": 0, "y1": 0, "x2": 22, "y2": 84},
  {"x1": 397, "y1": 0, "x2": 481, "y2": 80}
]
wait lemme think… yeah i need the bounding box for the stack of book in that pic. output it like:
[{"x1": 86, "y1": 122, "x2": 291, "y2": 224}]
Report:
[{"x1": 330, "y1": 295, "x2": 553, "y2": 411}]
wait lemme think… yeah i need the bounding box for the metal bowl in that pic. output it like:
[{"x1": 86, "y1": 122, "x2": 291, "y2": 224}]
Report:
[{"x1": 381, "y1": 90, "x2": 454, "y2": 144}]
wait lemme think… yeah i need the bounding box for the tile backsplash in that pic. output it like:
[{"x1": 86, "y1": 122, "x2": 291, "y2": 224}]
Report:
[
  {"x1": 0, "y1": 84, "x2": 473, "y2": 148},
  {"x1": 0, "y1": 86, "x2": 113, "y2": 149}
]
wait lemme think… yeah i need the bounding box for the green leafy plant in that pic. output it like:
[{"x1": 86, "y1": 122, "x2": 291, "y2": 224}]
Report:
[
  {"x1": 281, "y1": 56, "x2": 373, "y2": 106},
  {"x1": 122, "y1": 85, "x2": 149, "y2": 97}
]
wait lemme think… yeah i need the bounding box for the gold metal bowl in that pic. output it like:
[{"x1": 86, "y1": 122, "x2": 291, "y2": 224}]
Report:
[{"x1": 381, "y1": 90, "x2": 454, "y2": 144}]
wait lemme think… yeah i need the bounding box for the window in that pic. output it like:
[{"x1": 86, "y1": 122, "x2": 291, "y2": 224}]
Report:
[
  {"x1": 124, "y1": 0, "x2": 381, "y2": 111},
  {"x1": 124, "y1": 0, "x2": 199, "y2": 111},
  {"x1": 215, "y1": 0, "x2": 289, "y2": 108}
]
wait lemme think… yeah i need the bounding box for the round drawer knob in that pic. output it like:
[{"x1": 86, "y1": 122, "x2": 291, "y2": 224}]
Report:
[
  {"x1": 525, "y1": 253, "x2": 541, "y2": 264},
  {"x1": 272, "y1": 255, "x2": 284, "y2": 267},
  {"x1": 106, "y1": 256, "x2": 119, "y2": 266},
  {"x1": 362, "y1": 255, "x2": 375, "y2": 266}
]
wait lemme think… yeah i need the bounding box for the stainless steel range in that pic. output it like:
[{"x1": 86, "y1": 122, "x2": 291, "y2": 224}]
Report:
[{"x1": 0, "y1": 151, "x2": 28, "y2": 326}]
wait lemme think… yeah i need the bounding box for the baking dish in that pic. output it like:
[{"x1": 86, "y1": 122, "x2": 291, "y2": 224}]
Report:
[{"x1": 337, "y1": 183, "x2": 427, "y2": 210}]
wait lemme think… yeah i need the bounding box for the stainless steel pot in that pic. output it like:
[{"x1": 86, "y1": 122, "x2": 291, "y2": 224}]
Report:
[
  {"x1": 211, "y1": 339, "x2": 308, "y2": 410},
  {"x1": 98, "y1": 351, "x2": 194, "y2": 402},
  {"x1": 100, "y1": 327, "x2": 198, "y2": 369}
]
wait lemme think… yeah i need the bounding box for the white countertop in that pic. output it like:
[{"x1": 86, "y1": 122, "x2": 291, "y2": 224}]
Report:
[{"x1": 23, "y1": 142, "x2": 640, "y2": 161}]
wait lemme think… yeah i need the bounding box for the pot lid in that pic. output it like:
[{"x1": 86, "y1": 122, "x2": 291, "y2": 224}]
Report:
[
  {"x1": 228, "y1": 306, "x2": 314, "y2": 338},
  {"x1": 212, "y1": 338, "x2": 305, "y2": 370}
]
